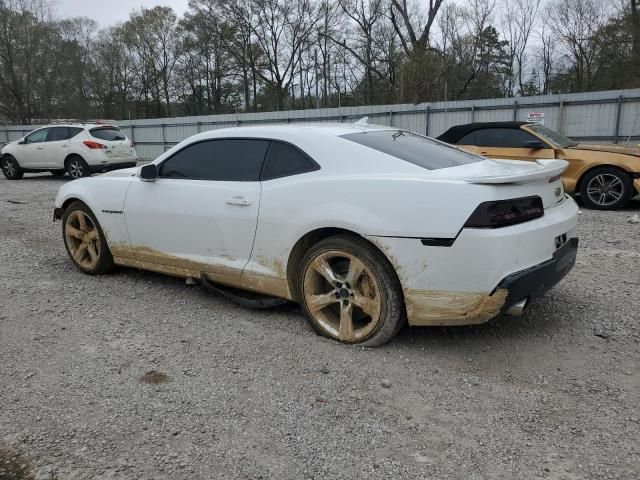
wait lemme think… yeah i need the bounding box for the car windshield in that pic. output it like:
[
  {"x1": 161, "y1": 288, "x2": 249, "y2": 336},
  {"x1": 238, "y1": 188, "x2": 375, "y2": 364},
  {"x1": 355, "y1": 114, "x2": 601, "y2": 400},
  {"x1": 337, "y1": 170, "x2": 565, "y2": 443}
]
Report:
[
  {"x1": 341, "y1": 129, "x2": 484, "y2": 170},
  {"x1": 526, "y1": 124, "x2": 578, "y2": 148}
]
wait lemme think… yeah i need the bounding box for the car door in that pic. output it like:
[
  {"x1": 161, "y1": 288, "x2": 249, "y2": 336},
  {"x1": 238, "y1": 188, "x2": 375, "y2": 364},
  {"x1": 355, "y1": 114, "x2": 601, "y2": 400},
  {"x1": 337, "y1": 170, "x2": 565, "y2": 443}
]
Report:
[
  {"x1": 18, "y1": 128, "x2": 50, "y2": 168},
  {"x1": 123, "y1": 138, "x2": 269, "y2": 282},
  {"x1": 457, "y1": 128, "x2": 556, "y2": 162},
  {"x1": 45, "y1": 127, "x2": 82, "y2": 168}
]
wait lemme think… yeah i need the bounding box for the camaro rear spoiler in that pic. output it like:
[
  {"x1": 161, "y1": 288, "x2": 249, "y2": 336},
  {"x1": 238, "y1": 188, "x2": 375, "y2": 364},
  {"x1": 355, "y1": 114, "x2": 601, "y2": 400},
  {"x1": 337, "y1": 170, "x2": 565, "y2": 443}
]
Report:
[{"x1": 455, "y1": 159, "x2": 569, "y2": 184}]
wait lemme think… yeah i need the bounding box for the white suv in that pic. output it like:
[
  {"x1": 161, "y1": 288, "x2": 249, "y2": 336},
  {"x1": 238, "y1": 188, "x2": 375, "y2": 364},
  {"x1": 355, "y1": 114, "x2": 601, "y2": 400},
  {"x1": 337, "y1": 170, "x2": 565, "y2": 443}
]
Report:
[{"x1": 1, "y1": 124, "x2": 138, "y2": 180}]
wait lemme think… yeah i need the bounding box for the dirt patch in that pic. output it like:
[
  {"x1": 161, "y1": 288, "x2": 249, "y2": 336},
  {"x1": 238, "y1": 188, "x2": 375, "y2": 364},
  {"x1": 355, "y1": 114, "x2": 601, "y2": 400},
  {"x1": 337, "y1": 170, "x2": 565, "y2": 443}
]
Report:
[
  {"x1": 404, "y1": 288, "x2": 508, "y2": 326},
  {"x1": 0, "y1": 446, "x2": 34, "y2": 480},
  {"x1": 139, "y1": 370, "x2": 171, "y2": 384}
]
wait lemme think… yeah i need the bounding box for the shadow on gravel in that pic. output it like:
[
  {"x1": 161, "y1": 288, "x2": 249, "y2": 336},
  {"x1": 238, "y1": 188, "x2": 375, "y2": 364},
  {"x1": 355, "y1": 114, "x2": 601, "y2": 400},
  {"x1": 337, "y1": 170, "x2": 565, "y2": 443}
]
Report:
[{"x1": 0, "y1": 446, "x2": 34, "y2": 480}]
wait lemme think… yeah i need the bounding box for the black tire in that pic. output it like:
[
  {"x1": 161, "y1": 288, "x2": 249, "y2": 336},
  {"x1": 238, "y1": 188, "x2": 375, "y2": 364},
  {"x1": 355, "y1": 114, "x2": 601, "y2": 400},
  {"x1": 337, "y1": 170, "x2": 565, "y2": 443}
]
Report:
[
  {"x1": 579, "y1": 167, "x2": 633, "y2": 210},
  {"x1": 50, "y1": 170, "x2": 66, "y2": 177},
  {"x1": 297, "y1": 234, "x2": 405, "y2": 347},
  {"x1": 2, "y1": 155, "x2": 24, "y2": 180},
  {"x1": 66, "y1": 155, "x2": 91, "y2": 179},
  {"x1": 62, "y1": 201, "x2": 114, "y2": 275}
]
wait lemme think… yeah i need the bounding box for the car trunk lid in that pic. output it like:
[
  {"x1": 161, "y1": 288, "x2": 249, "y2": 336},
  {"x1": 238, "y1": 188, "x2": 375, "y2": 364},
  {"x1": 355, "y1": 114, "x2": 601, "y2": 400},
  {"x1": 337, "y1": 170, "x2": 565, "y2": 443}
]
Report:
[{"x1": 426, "y1": 159, "x2": 569, "y2": 209}]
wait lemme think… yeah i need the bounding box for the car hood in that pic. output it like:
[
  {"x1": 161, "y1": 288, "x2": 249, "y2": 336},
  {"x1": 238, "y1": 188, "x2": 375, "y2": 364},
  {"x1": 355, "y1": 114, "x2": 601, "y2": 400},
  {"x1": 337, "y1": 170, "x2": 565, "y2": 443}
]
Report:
[
  {"x1": 99, "y1": 166, "x2": 139, "y2": 177},
  {"x1": 568, "y1": 143, "x2": 640, "y2": 157}
]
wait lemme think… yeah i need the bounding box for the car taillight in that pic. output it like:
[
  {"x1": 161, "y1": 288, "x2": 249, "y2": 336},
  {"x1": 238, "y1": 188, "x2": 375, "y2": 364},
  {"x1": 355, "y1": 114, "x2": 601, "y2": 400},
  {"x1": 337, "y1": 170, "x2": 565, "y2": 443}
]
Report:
[
  {"x1": 83, "y1": 140, "x2": 107, "y2": 149},
  {"x1": 464, "y1": 196, "x2": 544, "y2": 228}
]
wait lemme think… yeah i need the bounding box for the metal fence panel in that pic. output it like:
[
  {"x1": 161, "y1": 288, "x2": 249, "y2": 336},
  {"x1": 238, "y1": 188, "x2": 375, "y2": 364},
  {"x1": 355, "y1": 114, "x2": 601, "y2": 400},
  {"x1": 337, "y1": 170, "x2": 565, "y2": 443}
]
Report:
[{"x1": 3, "y1": 89, "x2": 640, "y2": 158}]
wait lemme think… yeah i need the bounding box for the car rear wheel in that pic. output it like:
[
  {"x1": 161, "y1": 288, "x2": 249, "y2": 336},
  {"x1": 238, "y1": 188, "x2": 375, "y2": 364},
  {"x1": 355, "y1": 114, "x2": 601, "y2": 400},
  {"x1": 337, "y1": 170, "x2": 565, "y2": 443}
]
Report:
[
  {"x1": 2, "y1": 155, "x2": 24, "y2": 180},
  {"x1": 62, "y1": 201, "x2": 114, "y2": 275},
  {"x1": 297, "y1": 235, "x2": 405, "y2": 346},
  {"x1": 580, "y1": 167, "x2": 633, "y2": 210},
  {"x1": 66, "y1": 156, "x2": 90, "y2": 179}
]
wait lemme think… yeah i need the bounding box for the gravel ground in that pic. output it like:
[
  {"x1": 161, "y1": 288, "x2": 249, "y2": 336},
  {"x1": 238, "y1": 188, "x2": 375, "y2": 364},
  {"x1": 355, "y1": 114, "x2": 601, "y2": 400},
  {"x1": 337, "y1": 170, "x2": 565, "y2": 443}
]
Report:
[{"x1": 1, "y1": 174, "x2": 639, "y2": 480}]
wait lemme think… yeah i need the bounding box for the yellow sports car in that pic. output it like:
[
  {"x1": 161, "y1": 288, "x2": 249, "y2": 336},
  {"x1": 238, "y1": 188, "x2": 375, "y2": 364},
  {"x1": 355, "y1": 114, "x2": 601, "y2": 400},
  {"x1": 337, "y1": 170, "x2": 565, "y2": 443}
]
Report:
[{"x1": 437, "y1": 122, "x2": 640, "y2": 210}]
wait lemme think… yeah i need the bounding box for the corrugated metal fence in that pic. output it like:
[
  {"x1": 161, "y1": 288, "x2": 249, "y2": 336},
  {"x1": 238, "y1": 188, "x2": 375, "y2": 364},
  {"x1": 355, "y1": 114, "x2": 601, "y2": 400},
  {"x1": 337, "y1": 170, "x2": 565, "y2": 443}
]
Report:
[{"x1": 3, "y1": 89, "x2": 640, "y2": 161}]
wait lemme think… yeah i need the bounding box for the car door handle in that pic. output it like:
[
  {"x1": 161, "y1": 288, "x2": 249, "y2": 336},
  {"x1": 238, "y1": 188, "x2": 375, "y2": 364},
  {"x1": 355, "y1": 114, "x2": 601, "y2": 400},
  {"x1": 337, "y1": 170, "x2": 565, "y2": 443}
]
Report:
[{"x1": 226, "y1": 196, "x2": 251, "y2": 206}]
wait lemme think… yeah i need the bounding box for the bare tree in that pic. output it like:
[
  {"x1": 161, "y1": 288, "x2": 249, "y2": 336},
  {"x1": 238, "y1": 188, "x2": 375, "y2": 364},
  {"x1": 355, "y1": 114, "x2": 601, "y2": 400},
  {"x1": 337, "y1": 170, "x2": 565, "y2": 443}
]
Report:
[{"x1": 502, "y1": 0, "x2": 541, "y2": 95}]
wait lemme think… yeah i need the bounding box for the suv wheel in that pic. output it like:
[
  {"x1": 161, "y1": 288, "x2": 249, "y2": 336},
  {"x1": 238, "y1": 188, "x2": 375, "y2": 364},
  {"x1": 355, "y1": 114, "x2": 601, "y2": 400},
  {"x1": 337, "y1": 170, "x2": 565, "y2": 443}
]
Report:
[
  {"x1": 66, "y1": 156, "x2": 90, "y2": 179},
  {"x1": 2, "y1": 155, "x2": 24, "y2": 180}
]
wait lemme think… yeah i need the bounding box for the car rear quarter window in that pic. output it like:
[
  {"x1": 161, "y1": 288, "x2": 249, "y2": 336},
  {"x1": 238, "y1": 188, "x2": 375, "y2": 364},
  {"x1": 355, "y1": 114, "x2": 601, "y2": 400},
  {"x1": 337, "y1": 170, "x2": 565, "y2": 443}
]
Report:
[
  {"x1": 261, "y1": 141, "x2": 319, "y2": 180},
  {"x1": 341, "y1": 130, "x2": 482, "y2": 170},
  {"x1": 90, "y1": 127, "x2": 127, "y2": 141},
  {"x1": 159, "y1": 139, "x2": 270, "y2": 181},
  {"x1": 473, "y1": 128, "x2": 540, "y2": 148},
  {"x1": 46, "y1": 127, "x2": 83, "y2": 142},
  {"x1": 457, "y1": 132, "x2": 477, "y2": 145}
]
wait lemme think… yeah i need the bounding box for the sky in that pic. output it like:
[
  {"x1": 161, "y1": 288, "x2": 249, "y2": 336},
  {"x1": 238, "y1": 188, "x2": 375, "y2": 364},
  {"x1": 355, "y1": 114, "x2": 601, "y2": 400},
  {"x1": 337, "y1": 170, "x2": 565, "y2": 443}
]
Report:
[{"x1": 55, "y1": 0, "x2": 190, "y2": 27}]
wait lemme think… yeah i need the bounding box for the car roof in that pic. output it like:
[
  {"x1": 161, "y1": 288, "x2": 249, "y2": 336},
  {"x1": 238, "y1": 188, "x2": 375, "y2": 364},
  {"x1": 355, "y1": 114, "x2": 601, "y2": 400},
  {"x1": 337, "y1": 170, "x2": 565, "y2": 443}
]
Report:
[
  {"x1": 436, "y1": 121, "x2": 530, "y2": 143},
  {"x1": 198, "y1": 122, "x2": 399, "y2": 139},
  {"x1": 41, "y1": 123, "x2": 119, "y2": 129}
]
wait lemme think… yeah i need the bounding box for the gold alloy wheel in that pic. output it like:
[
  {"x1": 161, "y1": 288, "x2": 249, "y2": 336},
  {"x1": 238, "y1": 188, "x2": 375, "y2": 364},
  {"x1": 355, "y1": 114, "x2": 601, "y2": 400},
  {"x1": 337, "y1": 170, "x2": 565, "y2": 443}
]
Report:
[
  {"x1": 302, "y1": 250, "x2": 382, "y2": 342},
  {"x1": 64, "y1": 210, "x2": 101, "y2": 270}
]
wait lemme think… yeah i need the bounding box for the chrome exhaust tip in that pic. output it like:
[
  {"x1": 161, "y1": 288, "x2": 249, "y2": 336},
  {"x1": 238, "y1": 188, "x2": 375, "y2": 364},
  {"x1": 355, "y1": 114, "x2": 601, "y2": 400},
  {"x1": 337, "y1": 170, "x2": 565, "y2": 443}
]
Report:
[{"x1": 505, "y1": 298, "x2": 527, "y2": 316}]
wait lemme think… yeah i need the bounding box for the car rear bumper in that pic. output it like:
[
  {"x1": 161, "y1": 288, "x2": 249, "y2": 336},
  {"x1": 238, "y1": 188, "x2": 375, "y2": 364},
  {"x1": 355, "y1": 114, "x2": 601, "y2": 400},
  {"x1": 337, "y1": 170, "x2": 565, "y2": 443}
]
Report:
[
  {"x1": 366, "y1": 197, "x2": 579, "y2": 326},
  {"x1": 89, "y1": 161, "x2": 137, "y2": 173},
  {"x1": 498, "y1": 237, "x2": 578, "y2": 314}
]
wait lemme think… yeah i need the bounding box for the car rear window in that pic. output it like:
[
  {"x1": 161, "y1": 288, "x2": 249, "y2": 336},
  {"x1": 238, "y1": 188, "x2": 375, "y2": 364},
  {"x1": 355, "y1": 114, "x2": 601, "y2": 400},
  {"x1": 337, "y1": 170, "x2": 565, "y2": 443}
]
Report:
[
  {"x1": 341, "y1": 130, "x2": 482, "y2": 170},
  {"x1": 90, "y1": 127, "x2": 126, "y2": 141}
]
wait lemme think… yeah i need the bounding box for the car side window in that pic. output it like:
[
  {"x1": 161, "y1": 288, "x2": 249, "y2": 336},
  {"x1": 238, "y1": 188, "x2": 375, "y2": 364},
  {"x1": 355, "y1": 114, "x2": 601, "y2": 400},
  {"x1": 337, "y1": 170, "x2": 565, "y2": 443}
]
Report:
[
  {"x1": 474, "y1": 128, "x2": 541, "y2": 148},
  {"x1": 159, "y1": 139, "x2": 270, "y2": 181},
  {"x1": 261, "y1": 141, "x2": 319, "y2": 180},
  {"x1": 25, "y1": 128, "x2": 50, "y2": 144},
  {"x1": 457, "y1": 132, "x2": 476, "y2": 145},
  {"x1": 69, "y1": 127, "x2": 84, "y2": 138},
  {"x1": 46, "y1": 127, "x2": 76, "y2": 142}
]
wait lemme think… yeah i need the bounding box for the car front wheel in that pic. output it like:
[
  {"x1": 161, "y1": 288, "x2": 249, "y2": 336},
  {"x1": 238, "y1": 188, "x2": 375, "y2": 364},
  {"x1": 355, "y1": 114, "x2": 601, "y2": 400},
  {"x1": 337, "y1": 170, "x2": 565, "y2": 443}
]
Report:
[
  {"x1": 66, "y1": 156, "x2": 91, "y2": 179},
  {"x1": 297, "y1": 235, "x2": 405, "y2": 346},
  {"x1": 62, "y1": 201, "x2": 114, "y2": 274},
  {"x1": 2, "y1": 155, "x2": 24, "y2": 180},
  {"x1": 580, "y1": 167, "x2": 633, "y2": 210}
]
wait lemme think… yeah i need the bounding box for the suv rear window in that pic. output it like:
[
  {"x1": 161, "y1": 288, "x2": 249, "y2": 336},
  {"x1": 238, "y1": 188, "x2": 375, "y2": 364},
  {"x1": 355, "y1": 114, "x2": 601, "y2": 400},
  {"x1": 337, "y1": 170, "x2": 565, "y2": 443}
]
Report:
[
  {"x1": 90, "y1": 127, "x2": 126, "y2": 141},
  {"x1": 341, "y1": 130, "x2": 482, "y2": 170}
]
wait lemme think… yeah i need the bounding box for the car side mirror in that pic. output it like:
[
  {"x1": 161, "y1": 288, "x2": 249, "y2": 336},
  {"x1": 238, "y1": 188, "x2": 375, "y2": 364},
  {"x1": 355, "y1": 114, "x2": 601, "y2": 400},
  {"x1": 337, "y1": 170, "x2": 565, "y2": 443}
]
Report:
[
  {"x1": 17, "y1": 137, "x2": 26, "y2": 145},
  {"x1": 139, "y1": 163, "x2": 158, "y2": 182},
  {"x1": 524, "y1": 140, "x2": 546, "y2": 149}
]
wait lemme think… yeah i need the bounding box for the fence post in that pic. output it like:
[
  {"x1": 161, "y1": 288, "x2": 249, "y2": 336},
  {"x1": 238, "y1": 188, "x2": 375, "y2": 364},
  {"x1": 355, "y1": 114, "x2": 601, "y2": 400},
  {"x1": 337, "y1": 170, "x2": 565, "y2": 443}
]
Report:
[
  {"x1": 389, "y1": 110, "x2": 393, "y2": 126},
  {"x1": 470, "y1": 105, "x2": 475, "y2": 123},
  {"x1": 161, "y1": 123, "x2": 166, "y2": 151},
  {"x1": 425, "y1": 106, "x2": 431, "y2": 136},
  {"x1": 4, "y1": 127, "x2": 9, "y2": 144},
  {"x1": 558, "y1": 101, "x2": 565, "y2": 135},
  {"x1": 130, "y1": 125, "x2": 136, "y2": 145},
  {"x1": 196, "y1": 121, "x2": 202, "y2": 133},
  {"x1": 512, "y1": 100, "x2": 519, "y2": 121},
  {"x1": 614, "y1": 95, "x2": 623, "y2": 144}
]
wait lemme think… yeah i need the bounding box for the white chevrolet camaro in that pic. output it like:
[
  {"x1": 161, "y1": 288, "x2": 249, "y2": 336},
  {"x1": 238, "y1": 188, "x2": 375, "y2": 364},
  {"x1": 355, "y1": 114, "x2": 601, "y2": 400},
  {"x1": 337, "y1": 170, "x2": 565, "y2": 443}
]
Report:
[{"x1": 54, "y1": 123, "x2": 579, "y2": 346}]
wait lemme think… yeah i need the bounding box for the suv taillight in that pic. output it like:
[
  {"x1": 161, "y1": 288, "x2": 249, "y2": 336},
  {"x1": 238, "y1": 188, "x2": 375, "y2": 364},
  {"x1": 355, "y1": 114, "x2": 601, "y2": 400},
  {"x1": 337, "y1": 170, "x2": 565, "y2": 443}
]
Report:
[
  {"x1": 464, "y1": 196, "x2": 544, "y2": 228},
  {"x1": 83, "y1": 140, "x2": 107, "y2": 150}
]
